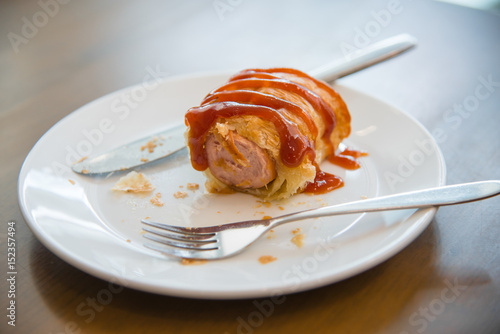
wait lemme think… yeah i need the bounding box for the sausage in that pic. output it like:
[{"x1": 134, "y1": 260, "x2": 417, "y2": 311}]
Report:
[{"x1": 205, "y1": 132, "x2": 276, "y2": 189}]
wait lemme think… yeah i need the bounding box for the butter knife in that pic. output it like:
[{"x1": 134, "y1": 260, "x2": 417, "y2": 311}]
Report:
[
  {"x1": 72, "y1": 33, "x2": 417, "y2": 175},
  {"x1": 72, "y1": 125, "x2": 187, "y2": 174}
]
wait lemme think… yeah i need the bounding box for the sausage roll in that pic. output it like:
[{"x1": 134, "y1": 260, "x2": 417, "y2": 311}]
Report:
[{"x1": 185, "y1": 68, "x2": 351, "y2": 200}]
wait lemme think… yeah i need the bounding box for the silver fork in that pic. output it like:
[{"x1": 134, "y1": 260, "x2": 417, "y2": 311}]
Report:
[{"x1": 141, "y1": 181, "x2": 500, "y2": 260}]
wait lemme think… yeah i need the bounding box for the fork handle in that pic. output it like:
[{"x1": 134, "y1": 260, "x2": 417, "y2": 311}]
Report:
[{"x1": 271, "y1": 181, "x2": 500, "y2": 227}]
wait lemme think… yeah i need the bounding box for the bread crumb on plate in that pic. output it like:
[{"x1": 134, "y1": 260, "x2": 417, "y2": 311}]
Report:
[
  {"x1": 141, "y1": 137, "x2": 158, "y2": 153},
  {"x1": 291, "y1": 233, "x2": 305, "y2": 248},
  {"x1": 174, "y1": 191, "x2": 188, "y2": 199},
  {"x1": 74, "y1": 156, "x2": 87, "y2": 164},
  {"x1": 256, "y1": 200, "x2": 271, "y2": 208},
  {"x1": 112, "y1": 171, "x2": 154, "y2": 192},
  {"x1": 258, "y1": 255, "x2": 277, "y2": 264},
  {"x1": 181, "y1": 258, "x2": 207, "y2": 266},
  {"x1": 150, "y1": 193, "x2": 164, "y2": 207}
]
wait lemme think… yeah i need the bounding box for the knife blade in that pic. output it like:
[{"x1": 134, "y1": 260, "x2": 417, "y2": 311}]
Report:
[
  {"x1": 72, "y1": 33, "x2": 416, "y2": 175},
  {"x1": 72, "y1": 124, "x2": 186, "y2": 174}
]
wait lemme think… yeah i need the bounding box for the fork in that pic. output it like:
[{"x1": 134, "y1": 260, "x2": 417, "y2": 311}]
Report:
[{"x1": 141, "y1": 180, "x2": 500, "y2": 260}]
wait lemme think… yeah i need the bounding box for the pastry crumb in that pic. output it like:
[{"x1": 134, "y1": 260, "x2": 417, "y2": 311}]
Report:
[
  {"x1": 174, "y1": 191, "x2": 188, "y2": 199},
  {"x1": 68, "y1": 179, "x2": 75, "y2": 185},
  {"x1": 126, "y1": 239, "x2": 131, "y2": 243},
  {"x1": 258, "y1": 255, "x2": 277, "y2": 264},
  {"x1": 278, "y1": 206, "x2": 285, "y2": 210},
  {"x1": 81, "y1": 169, "x2": 89, "y2": 174},
  {"x1": 292, "y1": 228, "x2": 301, "y2": 235},
  {"x1": 141, "y1": 137, "x2": 158, "y2": 153},
  {"x1": 181, "y1": 258, "x2": 207, "y2": 266},
  {"x1": 140, "y1": 157, "x2": 149, "y2": 162},
  {"x1": 112, "y1": 171, "x2": 154, "y2": 192},
  {"x1": 360, "y1": 195, "x2": 368, "y2": 199},
  {"x1": 266, "y1": 230, "x2": 276, "y2": 239},
  {"x1": 291, "y1": 234, "x2": 305, "y2": 248},
  {"x1": 257, "y1": 200, "x2": 272, "y2": 208},
  {"x1": 150, "y1": 193, "x2": 164, "y2": 207},
  {"x1": 262, "y1": 215, "x2": 272, "y2": 220},
  {"x1": 74, "y1": 156, "x2": 88, "y2": 164},
  {"x1": 186, "y1": 183, "x2": 199, "y2": 191}
]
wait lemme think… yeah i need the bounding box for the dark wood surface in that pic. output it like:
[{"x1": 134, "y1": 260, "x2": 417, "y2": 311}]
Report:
[{"x1": 1, "y1": 1, "x2": 499, "y2": 333}]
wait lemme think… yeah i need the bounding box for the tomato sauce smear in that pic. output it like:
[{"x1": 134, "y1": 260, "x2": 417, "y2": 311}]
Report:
[{"x1": 304, "y1": 147, "x2": 368, "y2": 194}]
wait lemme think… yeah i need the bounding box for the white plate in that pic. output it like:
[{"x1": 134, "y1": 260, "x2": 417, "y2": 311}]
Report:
[{"x1": 18, "y1": 72, "x2": 446, "y2": 299}]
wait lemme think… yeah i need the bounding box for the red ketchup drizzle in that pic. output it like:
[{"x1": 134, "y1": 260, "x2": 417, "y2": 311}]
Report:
[
  {"x1": 207, "y1": 78, "x2": 336, "y2": 145},
  {"x1": 185, "y1": 68, "x2": 361, "y2": 195},
  {"x1": 304, "y1": 166, "x2": 344, "y2": 194},
  {"x1": 328, "y1": 147, "x2": 369, "y2": 170},
  {"x1": 242, "y1": 67, "x2": 349, "y2": 122},
  {"x1": 252, "y1": 68, "x2": 343, "y2": 95},
  {"x1": 202, "y1": 90, "x2": 318, "y2": 138},
  {"x1": 239, "y1": 68, "x2": 351, "y2": 139},
  {"x1": 185, "y1": 102, "x2": 315, "y2": 171}
]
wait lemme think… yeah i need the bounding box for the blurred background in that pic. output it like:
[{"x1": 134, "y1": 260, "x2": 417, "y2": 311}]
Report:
[
  {"x1": 437, "y1": 0, "x2": 500, "y2": 11},
  {"x1": 1, "y1": 0, "x2": 499, "y2": 119}
]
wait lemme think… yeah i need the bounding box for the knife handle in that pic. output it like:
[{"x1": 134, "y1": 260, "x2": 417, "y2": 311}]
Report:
[{"x1": 309, "y1": 33, "x2": 417, "y2": 82}]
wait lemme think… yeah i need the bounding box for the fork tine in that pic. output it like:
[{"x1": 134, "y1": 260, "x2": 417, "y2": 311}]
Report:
[
  {"x1": 144, "y1": 242, "x2": 216, "y2": 260},
  {"x1": 141, "y1": 219, "x2": 216, "y2": 235},
  {"x1": 142, "y1": 226, "x2": 215, "y2": 242},
  {"x1": 143, "y1": 233, "x2": 219, "y2": 251},
  {"x1": 141, "y1": 218, "x2": 270, "y2": 260}
]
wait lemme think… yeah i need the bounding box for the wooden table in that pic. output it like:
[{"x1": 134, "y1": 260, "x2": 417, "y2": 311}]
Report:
[{"x1": 1, "y1": 1, "x2": 499, "y2": 333}]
